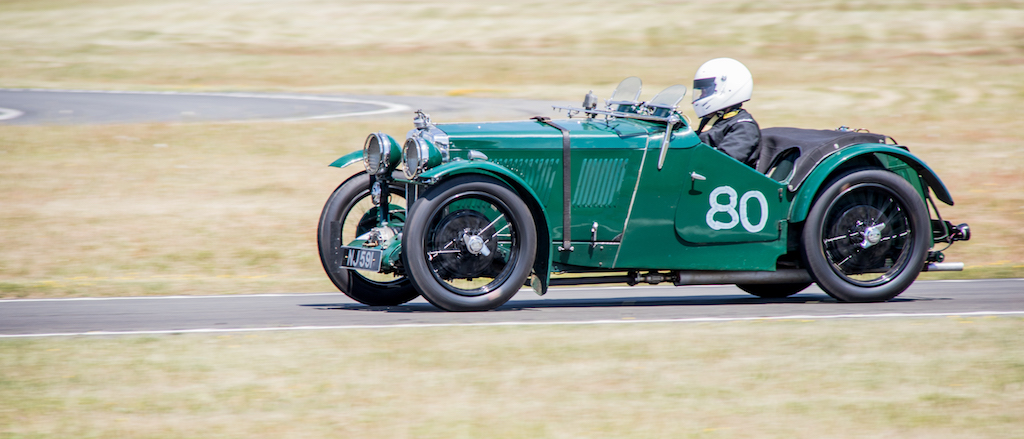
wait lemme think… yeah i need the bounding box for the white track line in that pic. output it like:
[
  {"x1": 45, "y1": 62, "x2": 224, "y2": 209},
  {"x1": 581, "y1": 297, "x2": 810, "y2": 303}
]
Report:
[
  {"x1": 0, "y1": 292, "x2": 348, "y2": 303},
  {"x1": 0, "y1": 88, "x2": 410, "y2": 121},
  {"x1": 3, "y1": 311, "x2": 1023, "y2": 338},
  {"x1": 0, "y1": 107, "x2": 25, "y2": 121},
  {"x1": 0, "y1": 285, "x2": 726, "y2": 303}
]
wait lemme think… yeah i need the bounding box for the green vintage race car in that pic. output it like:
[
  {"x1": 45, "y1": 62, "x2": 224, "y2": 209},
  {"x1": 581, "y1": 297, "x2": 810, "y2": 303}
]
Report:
[{"x1": 317, "y1": 78, "x2": 971, "y2": 311}]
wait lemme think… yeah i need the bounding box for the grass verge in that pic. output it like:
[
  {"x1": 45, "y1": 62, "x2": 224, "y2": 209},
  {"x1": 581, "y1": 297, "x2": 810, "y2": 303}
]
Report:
[{"x1": 2, "y1": 318, "x2": 1023, "y2": 438}]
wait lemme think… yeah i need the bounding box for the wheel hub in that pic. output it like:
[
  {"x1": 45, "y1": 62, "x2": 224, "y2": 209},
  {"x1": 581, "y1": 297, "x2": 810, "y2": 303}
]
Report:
[
  {"x1": 430, "y1": 209, "x2": 500, "y2": 279},
  {"x1": 828, "y1": 206, "x2": 894, "y2": 273},
  {"x1": 860, "y1": 223, "x2": 885, "y2": 249},
  {"x1": 462, "y1": 233, "x2": 491, "y2": 256}
]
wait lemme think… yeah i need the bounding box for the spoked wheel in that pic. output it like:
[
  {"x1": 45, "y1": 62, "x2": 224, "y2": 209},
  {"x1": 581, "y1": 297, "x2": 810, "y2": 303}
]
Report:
[
  {"x1": 801, "y1": 169, "x2": 930, "y2": 302},
  {"x1": 736, "y1": 282, "x2": 813, "y2": 299},
  {"x1": 317, "y1": 171, "x2": 419, "y2": 306},
  {"x1": 403, "y1": 175, "x2": 537, "y2": 311}
]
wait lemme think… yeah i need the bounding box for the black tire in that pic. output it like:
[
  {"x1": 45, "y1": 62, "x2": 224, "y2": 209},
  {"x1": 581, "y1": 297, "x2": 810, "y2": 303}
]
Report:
[
  {"x1": 801, "y1": 169, "x2": 930, "y2": 302},
  {"x1": 317, "y1": 171, "x2": 419, "y2": 306},
  {"x1": 736, "y1": 282, "x2": 812, "y2": 298},
  {"x1": 403, "y1": 175, "x2": 537, "y2": 311}
]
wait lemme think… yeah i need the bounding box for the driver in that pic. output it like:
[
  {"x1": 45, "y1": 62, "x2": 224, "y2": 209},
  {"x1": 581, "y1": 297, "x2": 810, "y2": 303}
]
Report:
[{"x1": 691, "y1": 58, "x2": 760, "y2": 168}]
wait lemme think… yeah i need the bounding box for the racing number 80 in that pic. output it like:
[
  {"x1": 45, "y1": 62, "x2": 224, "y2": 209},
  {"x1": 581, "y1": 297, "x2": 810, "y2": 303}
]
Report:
[{"x1": 705, "y1": 186, "x2": 769, "y2": 233}]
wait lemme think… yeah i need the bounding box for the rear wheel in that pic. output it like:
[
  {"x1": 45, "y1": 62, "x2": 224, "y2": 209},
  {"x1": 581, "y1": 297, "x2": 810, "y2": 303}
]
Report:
[
  {"x1": 736, "y1": 282, "x2": 812, "y2": 298},
  {"x1": 801, "y1": 169, "x2": 929, "y2": 302},
  {"x1": 403, "y1": 175, "x2": 537, "y2": 311},
  {"x1": 317, "y1": 171, "x2": 418, "y2": 306}
]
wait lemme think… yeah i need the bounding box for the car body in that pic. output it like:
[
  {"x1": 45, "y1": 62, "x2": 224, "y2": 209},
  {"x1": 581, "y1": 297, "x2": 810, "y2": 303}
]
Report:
[{"x1": 318, "y1": 78, "x2": 970, "y2": 311}]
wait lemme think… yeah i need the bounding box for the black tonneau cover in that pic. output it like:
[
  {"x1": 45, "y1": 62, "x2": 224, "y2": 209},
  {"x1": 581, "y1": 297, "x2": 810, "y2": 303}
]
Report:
[{"x1": 757, "y1": 127, "x2": 896, "y2": 190}]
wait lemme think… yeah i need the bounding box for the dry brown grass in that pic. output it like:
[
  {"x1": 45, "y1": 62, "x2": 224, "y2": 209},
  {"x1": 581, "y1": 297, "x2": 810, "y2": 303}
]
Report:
[
  {"x1": 0, "y1": 121, "x2": 413, "y2": 297},
  {"x1": 3, "y1": 318, "x2": 1023, "y2": 438},
  {"x1": 1, "y1": 0, "x2": 1022, "y2": 97},
  {"x1": 0, "y1": 0, "x2": 1022, "y2": 298}
]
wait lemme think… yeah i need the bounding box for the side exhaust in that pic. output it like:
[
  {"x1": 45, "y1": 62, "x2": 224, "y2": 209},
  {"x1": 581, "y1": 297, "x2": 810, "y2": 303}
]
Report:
[
  {"x1": 673, "y1": 269, "x2": 812, "y2": 285},
  {"x1": 547, "y1": 261, "x2": 963, "y2": 289}
]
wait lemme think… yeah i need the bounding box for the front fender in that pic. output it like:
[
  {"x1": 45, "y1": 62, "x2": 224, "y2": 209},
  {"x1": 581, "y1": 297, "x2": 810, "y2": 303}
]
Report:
[
  {"x1": 789, "y1": 144, "x2": 954, "y2": 223},
  {"x1": 329, "y1": 150, "x2": 363, "y2": 169},
  {"x1": 418, "y1": 161, "x2": 549, "y2": 219},
  {"x1": 419, "y1": 160, "x2": 553, "y2": 294}
]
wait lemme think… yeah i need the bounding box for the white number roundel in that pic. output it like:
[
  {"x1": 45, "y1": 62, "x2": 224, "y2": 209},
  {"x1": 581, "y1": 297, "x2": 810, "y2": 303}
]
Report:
[{"x1": 706, "y1": 186, "x2": 768, "y2": 233}]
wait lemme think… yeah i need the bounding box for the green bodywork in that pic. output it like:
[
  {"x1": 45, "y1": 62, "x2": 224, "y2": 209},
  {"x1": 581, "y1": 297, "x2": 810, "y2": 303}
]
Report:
[
  {"x1": 330, "y1": 114, "x2": 953, "y2": 283},
  {"x1": 329, "y1": 151, "x2": 363, "y2": 169}
]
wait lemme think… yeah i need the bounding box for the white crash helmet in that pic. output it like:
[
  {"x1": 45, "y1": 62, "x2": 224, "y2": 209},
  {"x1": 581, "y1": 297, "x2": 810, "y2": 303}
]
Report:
[{"x1": 691, "y1": 58, "x2": 753, "y2": 118}]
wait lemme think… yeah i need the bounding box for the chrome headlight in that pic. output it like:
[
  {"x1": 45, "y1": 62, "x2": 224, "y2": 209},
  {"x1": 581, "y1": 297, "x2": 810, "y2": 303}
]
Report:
[
  {"x1": 363, "y1": 132, "x2": 400, "y2": 175},
  {"x1": 403, "y1": 136, "x2": 442, "y2": 179},
  {"x1": 401, "y1": 111, "x2": 449, "y2": 179}
]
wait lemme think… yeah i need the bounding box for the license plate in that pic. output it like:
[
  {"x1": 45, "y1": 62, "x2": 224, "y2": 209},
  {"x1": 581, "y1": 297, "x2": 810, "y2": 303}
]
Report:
[{"x1": 339, "y1": 246, "x2": 382, "y2": 272}]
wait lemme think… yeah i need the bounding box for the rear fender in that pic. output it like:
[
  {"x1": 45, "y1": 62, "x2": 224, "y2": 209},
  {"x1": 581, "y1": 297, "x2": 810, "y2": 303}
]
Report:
[
  {"x1": 419, "y1": 161, "x2": 553, "y2": 294},
  {"x1": 789, "y1": 144, "x2": 954, "y2": 223}
]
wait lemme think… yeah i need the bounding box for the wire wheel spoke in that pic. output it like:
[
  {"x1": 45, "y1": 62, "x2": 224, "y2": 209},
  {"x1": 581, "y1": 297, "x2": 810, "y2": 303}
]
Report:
[
  {"x1": 424, "y1": 193, "x2": 519, "y2": 295},
  {"x1": 823, "y1": 232, "x2": 860, "y2": 244},
  {"x1": 822, "y1": 183, "x2": 914, "y2": 286}
]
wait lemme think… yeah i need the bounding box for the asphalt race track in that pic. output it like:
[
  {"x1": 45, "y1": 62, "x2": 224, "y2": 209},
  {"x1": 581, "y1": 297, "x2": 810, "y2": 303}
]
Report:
[
  {"x1": 0, "y1": 89, "x2": 569, "y2": 124},
  {"x1": 2, "y1": 280, "x2": 1022, "y2": 337},
  {"x1": 1, "y1": 90, "x2": 1021, "y2": 337}
]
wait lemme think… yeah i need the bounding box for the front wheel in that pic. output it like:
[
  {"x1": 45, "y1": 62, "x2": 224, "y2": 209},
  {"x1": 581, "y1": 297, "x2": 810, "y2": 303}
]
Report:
[
  {"x1": 403, "y1": 175, "x2": 537, "y2": 311},
  {"x1": 801, "y1": 169, "x2": 930, "y2": 302},
  {"x1": 317, "y1": 171, "x2": 419, "y2": 306}
]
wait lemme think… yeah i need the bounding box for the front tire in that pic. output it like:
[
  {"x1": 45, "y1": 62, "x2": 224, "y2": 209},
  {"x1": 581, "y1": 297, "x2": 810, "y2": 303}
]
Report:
[
  {"x1": 403, "y1": 175, "x2": 537, "y2": 311},
  {"x1": 801, "y1": 169, "x2": 930, "y2": 302},
  {"x1": 317, "y1": 171, "x2": 419, "y2": 306}
]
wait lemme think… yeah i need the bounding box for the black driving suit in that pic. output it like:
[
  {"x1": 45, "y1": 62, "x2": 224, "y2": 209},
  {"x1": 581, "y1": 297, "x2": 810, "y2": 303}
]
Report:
[{"x1": 697, "y1": 108, "x2": 761, "y2": 168}]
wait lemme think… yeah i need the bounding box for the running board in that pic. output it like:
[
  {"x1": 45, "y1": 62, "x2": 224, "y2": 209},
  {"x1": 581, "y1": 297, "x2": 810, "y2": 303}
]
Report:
[{"x1": 548, "y1": 269, "x2": 813, "y2": 287}]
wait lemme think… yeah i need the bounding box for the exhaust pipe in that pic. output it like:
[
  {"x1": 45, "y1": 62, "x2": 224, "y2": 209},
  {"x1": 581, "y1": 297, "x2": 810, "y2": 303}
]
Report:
[
  {"x1": 923, "y1": 262, "x2": 964, "y2": 272},
  {"x1": 674, "y1": 269, "x2": 812, "y2": 286},
  {"x1": 547, "y1": 262, "x2": 962, "y2": 288},
  {"x1": 549, "y1": 269, "x2": 814, "y2": 287}
]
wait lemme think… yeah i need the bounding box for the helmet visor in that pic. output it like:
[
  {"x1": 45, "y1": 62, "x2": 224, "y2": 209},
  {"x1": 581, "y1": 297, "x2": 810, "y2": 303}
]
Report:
[{"x1": 692, "y1": 77, "x2": 717, "y2": 103}]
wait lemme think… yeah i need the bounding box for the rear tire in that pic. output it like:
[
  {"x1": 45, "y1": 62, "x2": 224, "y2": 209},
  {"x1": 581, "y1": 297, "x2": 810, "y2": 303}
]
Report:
[{"x1": 801, "y1": 169, "x2": 930, "y2": 302}]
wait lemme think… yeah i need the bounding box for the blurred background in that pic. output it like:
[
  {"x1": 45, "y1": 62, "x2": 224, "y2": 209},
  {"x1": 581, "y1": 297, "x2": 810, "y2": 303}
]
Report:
[
  {"x1": 1, "y1": 0, "x2": 1022, "y2": 298},
  {"x1": 3, "y1": 3, "x2": 1024, "y2": 438}
]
